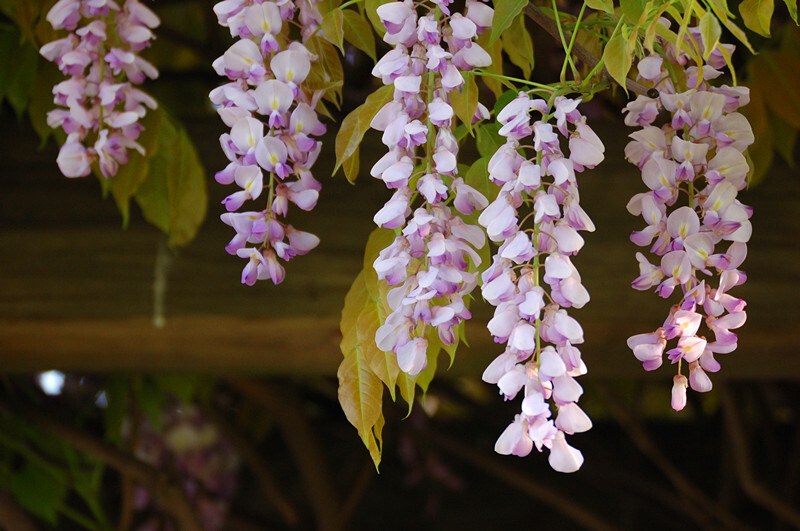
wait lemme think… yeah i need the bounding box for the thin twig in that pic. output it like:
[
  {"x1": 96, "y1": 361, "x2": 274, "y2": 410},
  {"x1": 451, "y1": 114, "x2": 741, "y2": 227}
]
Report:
[
  {"x1": 230, "y1": 379, "x2": 341, "y2": 531},
  {"x1": 204, "y1": 405, "x2": 300, "y2": 527},
  {"x1": 719, "y1": 385, "x2": 800, "y2": 528},
  {"x1": 425, "y1": 429, "x2": 616, "y2": 531},
  {"x1": 337, "y1": 458, "x2": 375, "y2": 527},
  {"x1": 523, "y1": 4, "x2": 651, "y2": 96},
  {"x1": 594, "y1": 383, "x2": 745, "y2": 530},
  {"x1": 0, "y1": 402, "x2": 203, "y2": 531}
]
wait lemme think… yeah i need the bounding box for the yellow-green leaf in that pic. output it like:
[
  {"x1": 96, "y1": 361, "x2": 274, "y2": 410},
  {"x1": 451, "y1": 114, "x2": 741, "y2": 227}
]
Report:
[
  {"x1": 342, "y1": 9, "x2": 377, "y2": 62},
  {"x1": 602, "y1": 30, "x2": 633, "y2": 94},
  {"x1": 699, "y1": 11, "x2": 722, "y2": 60},
  {"x1": 337, "y1": 343, "x2": 384, "y2": 465},
  {"x1": 782, "y1": 0, "x2": 798, "y2": 23},
  {"x1": 585, "y1": 0, "x2": 614, "y2": 14},
  {"x1": 491, "y1": 0, "x2": 529, "y2": 44},
  {"x1": 450, "y1": 71, "x2": 479, "y2": 133},
  {"x1": 320, "y1": 8, "x2": 345, "y2": 53},
  {"x1": 476, "y1": 30, "x2": 506, "y2": 97},
  {"x1": 620, "y1": 0, "x2": 646, "y2": 24},
  {"x1": 740, "y1": 0, "x2": 774, "y2": 36},
  {"x1": 343, "y1": 146, "x2": 360, "y2": 184},
  {"x1": 502, "y1": 13, "x2": 535, "y2": 78},
  {"x1": 334, "y1": 84, "x2": 394, "y2": 176}
]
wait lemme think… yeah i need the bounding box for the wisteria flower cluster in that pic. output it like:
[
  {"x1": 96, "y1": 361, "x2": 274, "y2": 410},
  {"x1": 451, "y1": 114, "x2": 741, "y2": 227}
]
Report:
[
  {"x1": 478, "y1": 92, "x2": 604, "y2": 472},
  {"x1": 623, "y1": 29, "x2": 754, "y2": 411},
  {"x1": 211, "y1": 0, "x2": 325, "y2": 285},
  {"x1": 369, "y1": 0, "x2": 494, "y2": 376},
  {"x1": 40, "y1": 0, "x2": 160, "y2": 178}
]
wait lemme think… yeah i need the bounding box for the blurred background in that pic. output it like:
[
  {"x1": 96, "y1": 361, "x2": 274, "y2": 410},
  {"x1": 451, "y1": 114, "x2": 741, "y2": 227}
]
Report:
[{"x1": 1, "y1": 0, "x2": 799, "y2": 528}]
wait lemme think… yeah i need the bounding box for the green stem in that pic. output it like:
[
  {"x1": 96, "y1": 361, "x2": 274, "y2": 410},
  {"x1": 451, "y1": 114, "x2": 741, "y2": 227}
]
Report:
[
  {"x1": 474, "y1": 70, "x2": 554, "y2": 92},
  {"x1": 338, "y1": 0, "x2": 363, "y2": 8},
  {"x1": 552, "y1": 0, "x2": 579, "y2": 83},
  {"x1": 560, "y1": 2, "x2": 587, "y2": 83}
]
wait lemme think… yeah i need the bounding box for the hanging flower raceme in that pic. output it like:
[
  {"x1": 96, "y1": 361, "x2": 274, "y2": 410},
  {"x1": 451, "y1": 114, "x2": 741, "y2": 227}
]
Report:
[
  {"x1": 623, "y1": 25, "x2": 753, "y2": 410},
  {"x1": 479, "y1": 93, "x2": 603, "y2": 473},
  {"x1": 211, "y1": 0, "x2": 325, "y2": 285},
  {"x1": 370, "y1": 0, "x2": 492, "y2": 375},
  {"x1": 40, "y1": 0, "x2": 160, "y2": 178}
]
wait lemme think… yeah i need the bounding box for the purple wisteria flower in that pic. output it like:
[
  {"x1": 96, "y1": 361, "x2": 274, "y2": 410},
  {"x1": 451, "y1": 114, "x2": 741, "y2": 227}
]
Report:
[
  {"x1": 479, "y1": 93, "x2": 603, "y2": 473},
  {"x1": 211, "y1": 0, "x2": 325, "y2": 285},
  {"x1": 40, "y1": 0, "x2": 160, "y2": 178},
  {"x1": 623, "y1": 23, "x2": 753, "y2": 410},
  {"x1": 370, "y1": 0, "x2": 493, "y2": 375}
]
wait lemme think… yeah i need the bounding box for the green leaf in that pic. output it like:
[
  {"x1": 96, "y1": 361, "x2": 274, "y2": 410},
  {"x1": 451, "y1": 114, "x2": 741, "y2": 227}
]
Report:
[
  {"x1": 320, "y1": 8, "x2": 345, "y2": 53},
  {"x1": 502, "y1": 13, "x2": 535, "y2": 78},
  {"x1": 476, "y1": 122, "x2": 505, "y2": 158},
  {"x1": 6, "y1": 463, "x2": 66, "y2": 525},
  {"x1": 782, "y1": 0, "x2": 798, "y2": 22},
  {"x1": 699, "y1": 12, "x2": 722, "y2": 60},
  {"x1": 620, "y1": 0, "x2": 647, "y2": 23},
  {"x1": 28, "y1": 61, "x2": 62, "y2": 146},
  {"x1": 111, "y1": 109, "x2": 163, "y2": 226},
  {"x1": 334, "y1": 84, "x2": 394, "y2": 176},
  {"x1": 602, "y1": 29, "x2": 633, "y2": 94},
  {"x1": 133, "y1": 111, "x2": 208, "y2": 248},
  {"x1": 491, "y1": 0, "x2": 529, "y2": 44},
  {"x1": 585, "y1": 0, "x2": 614, "y2": 14},
  {"x1": 464, "y1": 157, "x2": 495, "y2": 202},
  {"x1": 0, "y1": 24, "x2": 39, "y2": 116},
  {"x1": 342, "y1": 9, "x2": 377, "y2": 62},
  {"x1": 740, "y1": 0, "x2": 774, "y2": 36},
  {"x1": 306, "y1": 35, "x2": 344, "y2": 107},
  {"x1": 450, "y1": 71, "x2": 479, "y2": 133}
]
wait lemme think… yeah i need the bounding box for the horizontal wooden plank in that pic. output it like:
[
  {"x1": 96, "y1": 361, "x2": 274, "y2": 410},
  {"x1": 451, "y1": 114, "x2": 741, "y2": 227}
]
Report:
[{"x1": 1, "y1": 116, "x2": 798, "y2": 378}]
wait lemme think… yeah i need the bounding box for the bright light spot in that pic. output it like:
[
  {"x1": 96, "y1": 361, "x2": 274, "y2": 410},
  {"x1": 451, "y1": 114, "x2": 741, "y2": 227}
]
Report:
[
  {"x1": 37, "y1": 370, "x2": 66, "y2": 396},
  {"x1": 94, "y1": 391, "x2": 108, "y2": 409}
]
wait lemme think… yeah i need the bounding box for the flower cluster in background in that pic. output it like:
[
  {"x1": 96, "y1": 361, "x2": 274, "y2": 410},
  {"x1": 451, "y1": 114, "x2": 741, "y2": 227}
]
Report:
[
  {"x1": 133, "y1": 404, "x2": 241, "y2": 531},
  {"x1": 478, "y1": 93, "x2": 603, "y2": 473},
  {"x1": 369, "y1": 0, "x2": 493, "y2": 375},
  {"x1": 40, "y1": 0, "x2": 160, "y2": 178},
  {"x1": 624, "y1": 24, "x2": 753, "y2": 411},
  {"x1": 211, "y1": 0, "x2": 325, "y2": 285}
]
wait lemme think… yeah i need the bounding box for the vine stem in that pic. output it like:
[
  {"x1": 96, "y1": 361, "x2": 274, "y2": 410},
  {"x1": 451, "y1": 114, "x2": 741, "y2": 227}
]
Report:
[{"x1": 523, "y1": 4, "x2": 650, "y2": 96}]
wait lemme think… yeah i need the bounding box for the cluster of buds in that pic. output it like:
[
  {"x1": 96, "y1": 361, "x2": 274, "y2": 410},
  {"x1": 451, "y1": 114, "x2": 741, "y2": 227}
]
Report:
[
  {"x1": 40, "y1": 0, "x2": 160, "y2": 178},
  {"x1": 133, "y1": 404, "x2": 241, "y2": 530},
  {"x1": 211, "y1": 0, "x2": 325, "y2": 285},
  {"x1": 369, "y1": 0, "x2": 494, "y2": 375},
  {"x1": 479, "y1": 93, "x2": 604, "y2": 473},
  {"x1": 623, "y1": 26, "x2": 753, "y2": 410}
]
